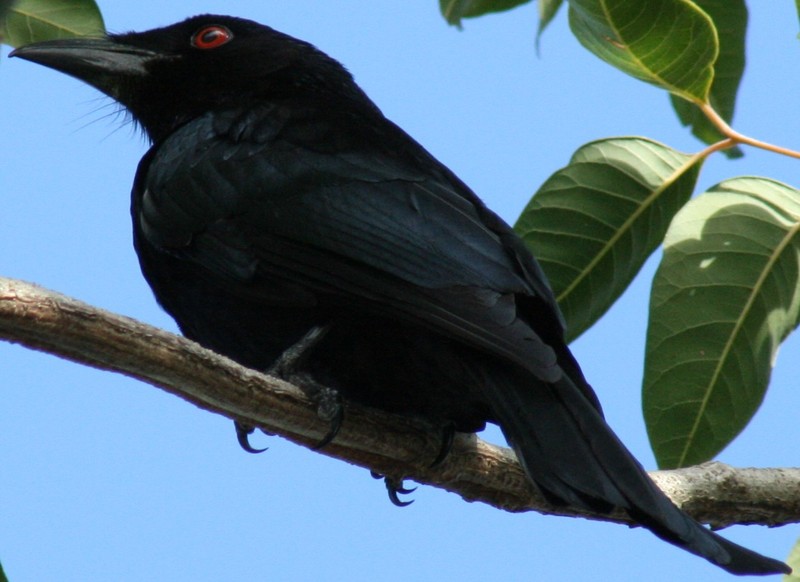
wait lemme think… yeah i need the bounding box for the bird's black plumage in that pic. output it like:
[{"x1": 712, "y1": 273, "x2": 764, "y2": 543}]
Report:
[{"x1": 10, "y1": 15, "x2": 789, "y2": 575}]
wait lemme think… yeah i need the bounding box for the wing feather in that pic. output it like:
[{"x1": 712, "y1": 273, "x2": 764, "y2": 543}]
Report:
[{"x1": 140, "y1": 108, "x2": 563, "y2": 382}]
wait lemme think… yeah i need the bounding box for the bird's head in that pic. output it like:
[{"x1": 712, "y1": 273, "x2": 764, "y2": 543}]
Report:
[{"x1": 11, "y1": 14, "x2": 369, "y2": 142}]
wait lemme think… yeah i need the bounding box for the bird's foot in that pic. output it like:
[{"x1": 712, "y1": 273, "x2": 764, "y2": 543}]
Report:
[
  {"x1": 371, "y1": 471, "x2": 416, "y2": 507},
  {"x1": 233, "y1": 326, "x2": 334, "y2": 454},
  {"x1": 268, "y1": 325, "x2": 343, "y2": 449},
  {"x1": 310, "y1": 386, "x2": 344, "y2": 449},
  {"x1": 368, "y1": 423, "x2": 454, "y2": 506},
  {"x1": 274, "y1": 371, "x2": 344, "y2": 449}
]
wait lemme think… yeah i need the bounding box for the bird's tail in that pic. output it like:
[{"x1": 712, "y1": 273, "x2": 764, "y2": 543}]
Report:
[{"x1": 478, "y1": 361, "x2": 789, "y2": 576}]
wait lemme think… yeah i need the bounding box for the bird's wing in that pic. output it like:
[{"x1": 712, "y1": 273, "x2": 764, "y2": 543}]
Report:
[{"x1": 137, "y1": 106, "x2": 565, "y2": 383}]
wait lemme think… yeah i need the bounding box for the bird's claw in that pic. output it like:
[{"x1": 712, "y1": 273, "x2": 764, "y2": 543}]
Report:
[
  {"x1": 430, "y1": 422, "x2": 456, "y2": 467},
  {"x1": 235, "y1": 421, "x2": 268, "y2": 454},
  {"x1": 366, "y1": 422, "x2": 454, "y2": 506},
  {"x1": 312, "y1": 387, "x2": 344, "y2": 449},
  {"x1": 371, "y1": 471, "x2": 416, "y2": 507}
]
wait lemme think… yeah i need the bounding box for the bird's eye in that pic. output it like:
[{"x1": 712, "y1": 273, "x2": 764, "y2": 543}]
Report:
[{"x1": 191, "y1": 25, "x2": 233, "y2": 49}]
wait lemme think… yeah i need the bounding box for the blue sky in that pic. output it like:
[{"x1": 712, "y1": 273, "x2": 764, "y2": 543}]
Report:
[{"x1": 2, "y1": 2, "x2": 800, "y2": 580}]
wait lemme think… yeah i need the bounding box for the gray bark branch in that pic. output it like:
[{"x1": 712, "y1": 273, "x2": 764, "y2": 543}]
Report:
[{"x1": 2, "y1": 275, "x2": 799, "y2": 530}]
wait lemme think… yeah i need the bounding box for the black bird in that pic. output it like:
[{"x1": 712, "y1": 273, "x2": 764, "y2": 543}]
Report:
[{"x1": 10, "y1": 15, "x2": 789, "y2": 575}]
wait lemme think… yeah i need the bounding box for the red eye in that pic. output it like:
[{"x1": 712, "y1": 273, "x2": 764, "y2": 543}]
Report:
[{"x1": 191, "y1": 25, "x2": 233, "y2": 49}]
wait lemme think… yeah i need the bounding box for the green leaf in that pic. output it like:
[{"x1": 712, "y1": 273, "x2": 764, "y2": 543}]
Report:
[
  {"x1": 0, "y1": 0, "x2": 12, "y2": 42},
  {"x1": 781, "y1": 540, "x2": 800, "y2": 582},
  {"x1": 537, "y1": 0, "x2": 564, "y2": 46},
  {"x1": 0, "y1": 559, "x2": 7, "y2": 582},
  {"x1": 567, "y1": 0, "x2": 718, "y2": 103},
  {"x1": 644, "y1": 178, "x2": 800, "y2": 469},
  {"x1": 0, "y1": 0, "x2": 12, "y2": 23},
  {"x1": 2, "y1": 0, "x2": 104, "y2": 47},
  {"x1": 440, "y1": 0, "x2": 531, "y2": 26},
  {"x1": 669, "y1": 0, "x2": 747, "y2": 157},
  {"x1": 514, "y1": 137, "x2": 702, "y2": 342},
  {"x1": 784, "y1": 537, "x2": 800, "y2": 582},
  {"x1": 796, "y1": 0, "x2": 800, "y2": 38}
]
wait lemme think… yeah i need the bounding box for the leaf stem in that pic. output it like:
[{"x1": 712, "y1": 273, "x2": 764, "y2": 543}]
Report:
[
  {"x1": 694, "y1": 137, "x2": 738, "y2": 161},
  {"x1": 699, "y1": 102, "x2": 800, "y2": 160}
]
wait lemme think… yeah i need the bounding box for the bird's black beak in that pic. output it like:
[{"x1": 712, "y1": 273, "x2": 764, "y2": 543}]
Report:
[{"x1": 10, "y1": 37, "x2": 161, "y2": 97}]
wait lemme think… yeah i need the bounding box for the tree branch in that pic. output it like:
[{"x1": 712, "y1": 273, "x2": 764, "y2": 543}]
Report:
[{"x1": 2, "y1": 275, "x2": 799, "y2": 529}]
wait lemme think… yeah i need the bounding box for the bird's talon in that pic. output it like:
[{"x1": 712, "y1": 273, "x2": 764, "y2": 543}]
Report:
[
  {"x1": 371, "y1": 471, "x2": 416, "y2": 506},
  {"x1": 430, "y1": 422, "x2": 456, "y2": 468},
  {"x1": 311, "y1": 386, "x2": 344, "y2": 448},
  {"x1": 395, "y1": 483, "x2": 417, "y2": 495},
  {"x1": 387, "y1": 478, "x2": 416, "y2": 507},
  {"x1": 235, "y1": 421, "x2": 268, "y2": 454}
]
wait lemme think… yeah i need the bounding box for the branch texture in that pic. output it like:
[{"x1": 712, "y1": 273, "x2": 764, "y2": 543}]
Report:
[{"x1": 2, "y1": 275, "x2": 799, "y2": 529}]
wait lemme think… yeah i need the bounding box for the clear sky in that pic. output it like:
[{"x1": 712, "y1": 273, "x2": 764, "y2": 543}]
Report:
[{"x1": 2, "y1": 2, "x2": 800, "y2": 581}]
